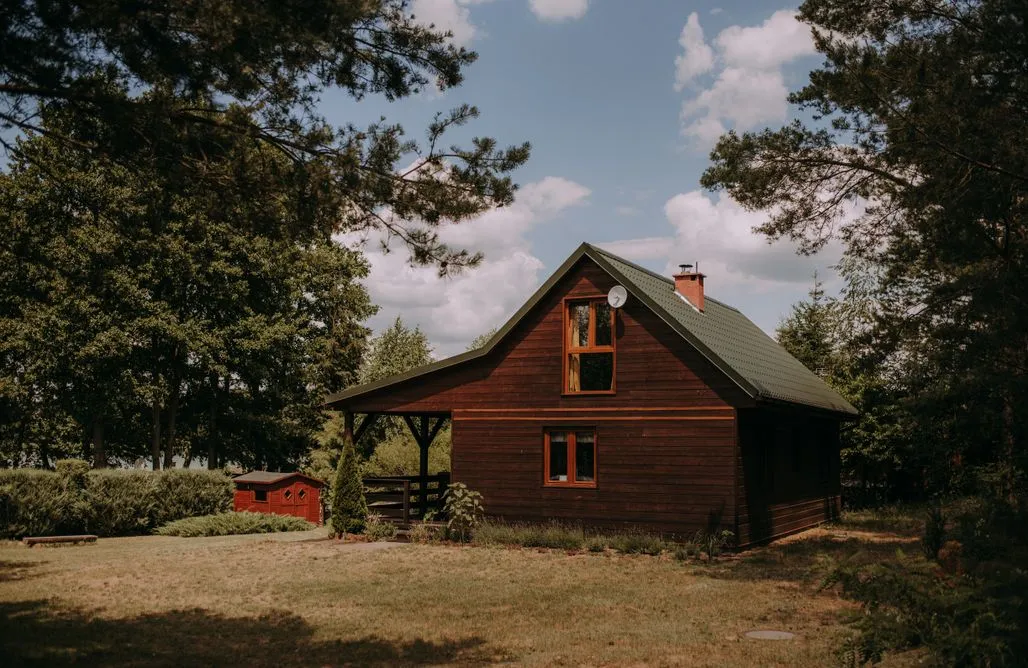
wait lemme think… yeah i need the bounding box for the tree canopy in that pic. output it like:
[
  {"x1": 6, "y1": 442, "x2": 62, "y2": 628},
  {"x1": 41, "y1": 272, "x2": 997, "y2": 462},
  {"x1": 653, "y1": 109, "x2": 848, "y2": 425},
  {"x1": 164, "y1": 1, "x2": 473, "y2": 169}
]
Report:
[
  {"x1": 703, "y1": 0, "x2": 1028, "y2": 497},
  {"x1": 1, "y1": 1, "x2": 531, "y2": 271},
  {"x1": 0, "y1": 105, "x2": 375, "y2": 469}
]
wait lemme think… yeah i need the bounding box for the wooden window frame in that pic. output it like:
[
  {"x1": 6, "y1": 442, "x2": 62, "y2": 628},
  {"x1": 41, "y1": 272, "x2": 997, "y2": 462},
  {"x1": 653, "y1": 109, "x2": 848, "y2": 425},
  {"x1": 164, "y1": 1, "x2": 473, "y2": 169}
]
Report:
[
  {"x1": 253, "y1": 489, "x2": 268, "y2": 503},
  {"x1": 543, "y1": 429, "x2": 598, "y2": 489},
  {"x1": 562, "y1": 296, "x2": 616, "y2": 396}
]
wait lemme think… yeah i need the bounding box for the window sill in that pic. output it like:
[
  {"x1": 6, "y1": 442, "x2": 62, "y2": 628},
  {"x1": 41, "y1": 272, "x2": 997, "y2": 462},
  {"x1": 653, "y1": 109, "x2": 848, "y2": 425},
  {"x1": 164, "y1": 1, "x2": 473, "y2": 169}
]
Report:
[
  {"x1": 561, "y1": 390, "x2": 616, "y2": 397},
  {"x1": 543, "y1": 482, "x2": 598, "y2": 489}
]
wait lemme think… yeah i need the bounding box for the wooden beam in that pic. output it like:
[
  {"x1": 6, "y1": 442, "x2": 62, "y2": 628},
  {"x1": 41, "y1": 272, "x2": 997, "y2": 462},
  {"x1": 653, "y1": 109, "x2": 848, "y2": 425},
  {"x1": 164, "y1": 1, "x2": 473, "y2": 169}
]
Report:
[
  {"x1": 419, "y1": 416, "x2": 430, "y2": 519},
  {"x1": 353, "y1": 413, "x2": 379, "y2": 445},
  {"x1": 426, "y1": 416, "x2": 448, "y2": 446},
  {"x1": 343, "y1": 410, "x2": 355, "y2": 444},
  {"x1": 402, "y1": 414, "x2": 422, "y2": 445}
]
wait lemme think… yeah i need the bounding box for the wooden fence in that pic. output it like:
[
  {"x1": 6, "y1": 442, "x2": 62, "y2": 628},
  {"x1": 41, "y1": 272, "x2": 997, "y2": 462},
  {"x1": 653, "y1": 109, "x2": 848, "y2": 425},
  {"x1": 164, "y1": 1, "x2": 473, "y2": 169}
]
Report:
[{"x1": 364, "y1": 473, "x2": 450, "y2": 525}]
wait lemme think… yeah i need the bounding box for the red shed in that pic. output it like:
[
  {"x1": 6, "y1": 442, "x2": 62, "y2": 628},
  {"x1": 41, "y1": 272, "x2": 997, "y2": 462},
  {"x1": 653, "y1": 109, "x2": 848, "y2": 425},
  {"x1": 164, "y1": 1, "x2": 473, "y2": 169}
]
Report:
[{"x1": 233, "y1": 471, "x2": 325, "y2": 524}]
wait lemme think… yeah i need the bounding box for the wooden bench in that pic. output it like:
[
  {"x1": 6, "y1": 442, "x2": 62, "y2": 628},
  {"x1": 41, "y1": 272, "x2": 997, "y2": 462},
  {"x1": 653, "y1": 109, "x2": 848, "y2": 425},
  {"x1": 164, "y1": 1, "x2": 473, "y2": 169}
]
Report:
[{"x1": 22, "y1": 535, "x2": 98, "y2": 547}]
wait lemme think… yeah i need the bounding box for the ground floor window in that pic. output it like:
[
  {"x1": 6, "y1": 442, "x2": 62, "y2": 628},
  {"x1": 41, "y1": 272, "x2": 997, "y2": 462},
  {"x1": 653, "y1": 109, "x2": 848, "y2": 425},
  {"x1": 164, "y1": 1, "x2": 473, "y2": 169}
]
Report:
[
  {"x1": 254, "y1": 489, "x2": 267, "y2": 502},
  {"x1": 544, "y1": 429, "x2": 597, "y2": 488}
]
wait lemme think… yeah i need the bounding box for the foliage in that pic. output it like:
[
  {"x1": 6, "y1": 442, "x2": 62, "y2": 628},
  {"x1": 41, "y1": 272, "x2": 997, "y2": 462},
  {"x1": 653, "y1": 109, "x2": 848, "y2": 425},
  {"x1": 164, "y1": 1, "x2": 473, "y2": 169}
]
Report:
[
  {"x1": 0, "y1": 466, "x2": 232, "y2": 538},
  {"x1": 364, "y1": 427, "x2": 452, "y2": 477},
  {"x1": 693, "y1": 529, "x2": 735, "y2": 563},
  {"x1": 826, "y1": 551, "x2": 1028, "y2": 667},
  {"x1": 407, "y1": 520, "x2": 440, "y2": 544},
  {"x1": 466, "y1": 328, "x2": 498, "y2": 351},
  {"x1": 155, "y1": 512, "x2": 313, "y2": 537},
  {"x1": 0, "y1": 1, "x2": 531, "y2": 272},
  {"x1": 0, "y1": 104, "x2": 376, "y2": 470},
  {"x1": 704, "y1": 0, "x2": 1028, "y2": 504},
  {"x1": 776, "y1": 278, "x2": 911, "y2": 503},
  {"x1": 330, "y1": 436, "x2": 367, "y2": 537},
  {"x1": 442, "y1": 482, "x2": 484, "y2": 543},
  {"x1": 364, "y1": 514, "x2": 398, "y2": 542}
]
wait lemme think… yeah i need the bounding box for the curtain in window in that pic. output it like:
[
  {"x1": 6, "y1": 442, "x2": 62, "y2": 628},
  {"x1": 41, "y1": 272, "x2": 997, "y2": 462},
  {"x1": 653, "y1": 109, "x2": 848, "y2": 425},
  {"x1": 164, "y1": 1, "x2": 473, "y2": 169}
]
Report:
[
  {"x1": 568, "y1": 354, "x2": 581, "y2": 392},
  {"x1": 568, "y1": 309, "x2": 582, "y2": 391}
]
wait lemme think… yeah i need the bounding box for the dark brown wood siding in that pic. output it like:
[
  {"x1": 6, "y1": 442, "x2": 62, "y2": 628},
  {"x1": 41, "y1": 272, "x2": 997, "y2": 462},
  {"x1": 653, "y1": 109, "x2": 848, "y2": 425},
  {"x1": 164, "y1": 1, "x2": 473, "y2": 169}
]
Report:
[
  {"x1": 452, "y1": 409, "x2": 738, "y2": 536},
  {"x1": 735, "y1": 407, "x2": 841, "y2": 546},
  {"x1": 345, "y1": 259, "x2": 751, "y2": 413}
]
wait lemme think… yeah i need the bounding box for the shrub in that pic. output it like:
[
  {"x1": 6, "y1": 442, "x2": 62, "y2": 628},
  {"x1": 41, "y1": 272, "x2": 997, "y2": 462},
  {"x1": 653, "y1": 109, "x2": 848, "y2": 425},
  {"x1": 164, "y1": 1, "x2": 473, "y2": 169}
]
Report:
[
  {"x1": 0, "y1": 466, "x2": 232, "y2": 538},
  {"x1": 331, "y1": 436, "x2": 367, "y2": 536},
  {"x1": 609, "y1": 531, "x2": 669, "y2": 555},
  {"x1": 407, "y1": 520, "x2": 439, "y2": 544},
  {"x1": 443, "y1": 482, "x2": 484, "y2": 542},
  {"x1": 365, "y1": 514, "x2": 397, "y2": 541},
  {"x1": 156, "y1": 512, "x2": 314, "y2": 537}
]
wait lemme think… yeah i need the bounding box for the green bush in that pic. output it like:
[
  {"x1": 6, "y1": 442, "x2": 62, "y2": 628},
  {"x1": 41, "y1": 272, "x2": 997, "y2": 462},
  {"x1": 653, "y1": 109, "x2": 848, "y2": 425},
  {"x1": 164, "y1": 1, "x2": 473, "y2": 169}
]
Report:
[
  {"x1": 0, "y1": 464, "x2": 233, "y2": 538},
  {"x1": 365, "y1": 514, "x2": 397, "y2": 541},
  {"x1": 156, "y1": 512, "x2": 314, "y2": 537}
]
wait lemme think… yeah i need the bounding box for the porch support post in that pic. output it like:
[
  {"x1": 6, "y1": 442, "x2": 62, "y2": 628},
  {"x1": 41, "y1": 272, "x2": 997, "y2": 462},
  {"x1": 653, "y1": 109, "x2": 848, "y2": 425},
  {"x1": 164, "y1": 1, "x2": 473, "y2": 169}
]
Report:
[
  {"x1": 342, "y1": 410, "x2": 355, "y2": 445},
  {"x1": 402, "y1": 414, "x2": 450, "y2": 519}
]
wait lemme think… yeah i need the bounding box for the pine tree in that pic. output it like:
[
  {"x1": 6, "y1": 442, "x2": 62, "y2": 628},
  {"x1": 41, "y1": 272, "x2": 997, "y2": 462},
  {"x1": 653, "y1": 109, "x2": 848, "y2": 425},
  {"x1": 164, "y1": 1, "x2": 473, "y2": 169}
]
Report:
[{"x1": 330, "y1": 436, "x2": 367, "y2": 538}]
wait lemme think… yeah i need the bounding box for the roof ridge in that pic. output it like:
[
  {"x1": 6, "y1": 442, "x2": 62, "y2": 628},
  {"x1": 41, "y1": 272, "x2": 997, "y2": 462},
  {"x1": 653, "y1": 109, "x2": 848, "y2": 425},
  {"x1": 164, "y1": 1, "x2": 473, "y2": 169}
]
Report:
[{"x1": 585, "y1": 243, "x2": 741, "y2": 313}]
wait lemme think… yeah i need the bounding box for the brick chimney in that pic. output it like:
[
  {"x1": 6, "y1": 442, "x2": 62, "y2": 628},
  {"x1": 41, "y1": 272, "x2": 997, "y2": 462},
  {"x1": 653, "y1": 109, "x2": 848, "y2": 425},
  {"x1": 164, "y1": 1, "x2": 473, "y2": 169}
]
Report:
[{"x1": 673, "y1": 263, "x2": 705, "y2": 312}]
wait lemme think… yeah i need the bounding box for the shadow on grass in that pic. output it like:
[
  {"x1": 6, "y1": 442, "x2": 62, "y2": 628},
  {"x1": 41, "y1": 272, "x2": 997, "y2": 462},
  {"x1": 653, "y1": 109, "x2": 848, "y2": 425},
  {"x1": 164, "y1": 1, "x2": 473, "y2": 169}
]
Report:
[
  {"x1": 0, "y1": 600, "x2": 508, "y2": 667},
  {"x1": 0, "y1": 559, "x2": 42, "y2": 583},
  {"x1": 710, "y1": 532, "x2": 920, "y2": 584}
]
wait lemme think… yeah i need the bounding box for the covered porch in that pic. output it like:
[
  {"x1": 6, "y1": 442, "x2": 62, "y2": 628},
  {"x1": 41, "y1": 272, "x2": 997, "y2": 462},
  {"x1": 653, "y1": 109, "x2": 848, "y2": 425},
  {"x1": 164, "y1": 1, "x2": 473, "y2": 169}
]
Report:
[{"x1": 340, "y1": 409, "x2": 451, "y2": 525}]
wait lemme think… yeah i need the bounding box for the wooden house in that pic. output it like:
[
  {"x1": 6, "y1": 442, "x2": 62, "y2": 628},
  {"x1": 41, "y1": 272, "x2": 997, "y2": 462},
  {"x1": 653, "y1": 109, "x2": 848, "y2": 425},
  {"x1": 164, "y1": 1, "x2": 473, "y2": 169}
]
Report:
[
  {"x1": 326, "y1": 243, "x2": 857, "y2": 546},
  {"x1": 233, "y1": 472, "x2": 324, "y2": 524}
]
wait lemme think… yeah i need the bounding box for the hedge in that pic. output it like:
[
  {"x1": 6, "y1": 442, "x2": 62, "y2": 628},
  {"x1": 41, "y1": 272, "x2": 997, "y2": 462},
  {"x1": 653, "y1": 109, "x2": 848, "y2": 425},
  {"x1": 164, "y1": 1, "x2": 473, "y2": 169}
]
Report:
[
  {"x1": 155, "y1": 511, "x2": 314, "y2": 537},
  {"x1": 0, "y1": 463, "x2": 233, "y2": 538}
]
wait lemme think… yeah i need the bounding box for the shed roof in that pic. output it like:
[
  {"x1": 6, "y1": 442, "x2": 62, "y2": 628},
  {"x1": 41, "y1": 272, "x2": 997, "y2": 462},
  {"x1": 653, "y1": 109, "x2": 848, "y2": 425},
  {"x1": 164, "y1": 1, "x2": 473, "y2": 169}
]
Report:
[
  {"x1": 233, "y1": 471, "x2": 325, "y2": 487},
  {"x1": 325, "y1": 243, "x2": 857, "y2": 418}
]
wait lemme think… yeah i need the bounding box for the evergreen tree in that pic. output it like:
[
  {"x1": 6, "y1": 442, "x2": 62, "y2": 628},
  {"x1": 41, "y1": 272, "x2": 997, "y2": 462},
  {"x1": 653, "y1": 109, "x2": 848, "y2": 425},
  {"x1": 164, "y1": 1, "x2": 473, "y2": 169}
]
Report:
[
  {"x1": 0, "y1": 2, "x2": 531, "y2": 272},
  {"x1": 702, "y1": 0, "x2": 1028, "y2": 498},
  {"x1": 330, "y1": 436, "x2": 367, "y2": 537}
]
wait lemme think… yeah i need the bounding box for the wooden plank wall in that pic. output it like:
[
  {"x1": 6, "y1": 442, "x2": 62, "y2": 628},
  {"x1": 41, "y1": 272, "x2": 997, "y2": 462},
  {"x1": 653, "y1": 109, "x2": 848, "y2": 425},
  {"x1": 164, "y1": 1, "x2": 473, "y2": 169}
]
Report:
[
  {"x1": 347, "y1": 259, "x2": 751, "y2": 413},
  {"x1": 735, "y1": 407, "x2": 842, "y2": 546},
  {"x1": 452, "y1": 410, "x2": 737, "y2": 536}
]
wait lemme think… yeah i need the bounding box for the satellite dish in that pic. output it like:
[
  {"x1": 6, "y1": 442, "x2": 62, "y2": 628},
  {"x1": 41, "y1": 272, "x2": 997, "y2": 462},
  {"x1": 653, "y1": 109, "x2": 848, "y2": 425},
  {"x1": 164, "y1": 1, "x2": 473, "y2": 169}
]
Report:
[{"x1": 607, "y1": 285, "x2": 628, "y2": 309}]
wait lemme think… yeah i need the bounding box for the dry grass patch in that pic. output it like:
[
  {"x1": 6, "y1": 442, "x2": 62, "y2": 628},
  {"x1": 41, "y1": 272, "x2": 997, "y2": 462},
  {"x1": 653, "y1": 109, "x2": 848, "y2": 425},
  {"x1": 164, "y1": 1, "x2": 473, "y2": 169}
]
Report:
[{"x1": 0, "y1": 518, "x2": 915, "y2": 667}]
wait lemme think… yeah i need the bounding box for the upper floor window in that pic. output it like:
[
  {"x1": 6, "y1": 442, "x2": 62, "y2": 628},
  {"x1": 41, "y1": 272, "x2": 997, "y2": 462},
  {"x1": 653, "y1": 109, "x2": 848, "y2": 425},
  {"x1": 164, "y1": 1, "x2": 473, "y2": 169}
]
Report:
[{"x1": 564, "y1": 298, "x2": 615, "y2": 394}]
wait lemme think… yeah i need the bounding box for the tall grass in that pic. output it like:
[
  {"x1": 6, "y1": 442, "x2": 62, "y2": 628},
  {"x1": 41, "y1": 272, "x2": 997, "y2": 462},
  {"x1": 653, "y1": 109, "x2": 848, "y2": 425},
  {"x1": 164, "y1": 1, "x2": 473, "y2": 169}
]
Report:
[{"x1": 471, "y1": 520, "x2": 675, "y2": 555}]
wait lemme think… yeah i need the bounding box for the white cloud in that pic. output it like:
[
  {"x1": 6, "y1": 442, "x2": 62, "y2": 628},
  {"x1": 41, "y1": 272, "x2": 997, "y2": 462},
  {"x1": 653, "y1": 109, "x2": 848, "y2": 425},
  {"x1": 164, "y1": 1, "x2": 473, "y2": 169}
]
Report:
[
  {"x1": 715, "y1": 10, "x2": 816, "y2": 69},
  {"x1": 529, "y1": 0, "x2": 589, "y2": 22},
  {"x1": 674, "y1": 12, "x2": 715, "y2": 91},
  {"x1": 603, "y1": 191, "x2": 845, "y2": 305},
  {"x1": 410, "y1": 0, "x2": 492, "y2": 47},
  {"x1": 344, "y1": 177, "x2": 591, "y2": 356},
  {"x1": 674, "y1": 9, "x2": 817, "y2": 144}
]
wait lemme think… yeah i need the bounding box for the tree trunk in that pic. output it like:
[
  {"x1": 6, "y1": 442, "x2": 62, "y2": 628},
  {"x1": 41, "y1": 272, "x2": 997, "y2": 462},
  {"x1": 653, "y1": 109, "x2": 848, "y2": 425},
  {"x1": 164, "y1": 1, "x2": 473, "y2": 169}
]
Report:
[
  {"x1": 92, "y1": 418, "x2": 105, "y2": 468},
  {"x1": 163, "y1": 388, "x2": 179, "y2": 469},
  {"x1": 207, "y1": 373, "x2": 219, "y2": 469},
  {"x1": 151, "y1": 400, "x2": 161, "y2": 470}
]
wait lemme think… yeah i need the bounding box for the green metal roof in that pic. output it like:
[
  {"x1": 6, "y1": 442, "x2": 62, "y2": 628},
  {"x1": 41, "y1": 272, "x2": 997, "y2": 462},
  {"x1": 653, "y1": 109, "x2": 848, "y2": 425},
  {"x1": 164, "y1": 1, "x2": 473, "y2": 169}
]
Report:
[{"x1": 325, "y1": 243, "x2": 858, "y2": 417}]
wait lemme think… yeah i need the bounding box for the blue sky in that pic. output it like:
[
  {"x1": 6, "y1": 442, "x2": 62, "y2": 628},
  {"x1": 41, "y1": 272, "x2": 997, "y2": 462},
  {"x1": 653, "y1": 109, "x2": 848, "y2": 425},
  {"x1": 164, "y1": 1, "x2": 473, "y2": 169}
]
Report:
[{"x1": 328, "y1": 1, "x2": 845, "y2": 357}]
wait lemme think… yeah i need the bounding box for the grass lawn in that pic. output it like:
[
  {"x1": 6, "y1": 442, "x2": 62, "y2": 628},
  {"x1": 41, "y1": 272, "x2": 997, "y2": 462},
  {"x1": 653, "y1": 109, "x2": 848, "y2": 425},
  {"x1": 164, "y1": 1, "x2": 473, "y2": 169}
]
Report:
[{"x1": 0, "y1": 511, "x2": 923, "y2": 667}]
